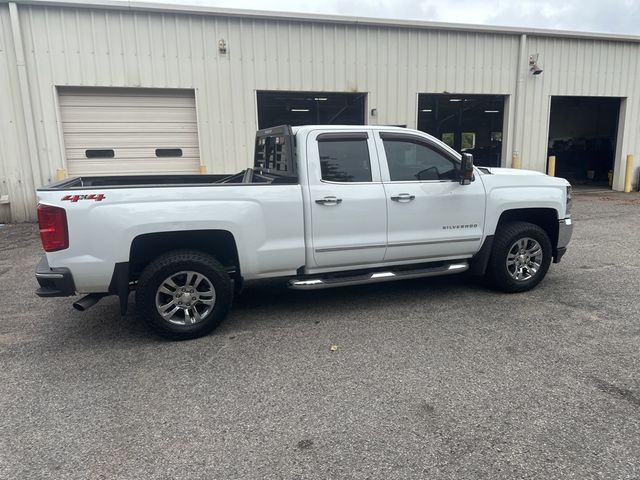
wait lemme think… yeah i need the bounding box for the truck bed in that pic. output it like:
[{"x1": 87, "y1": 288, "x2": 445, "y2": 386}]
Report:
[{"x1": 38, "y1": 170, "x2": 296, "y2": 190}]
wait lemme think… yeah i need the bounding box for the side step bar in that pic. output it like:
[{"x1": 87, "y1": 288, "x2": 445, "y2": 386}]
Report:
[{"x1": 288, "y1": 262, "x2": 469, "y2": 290}]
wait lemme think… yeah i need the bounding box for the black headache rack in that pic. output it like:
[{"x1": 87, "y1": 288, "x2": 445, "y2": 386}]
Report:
[{"x1": 253, "y1": 125, "x2": 297, "y2": 180}]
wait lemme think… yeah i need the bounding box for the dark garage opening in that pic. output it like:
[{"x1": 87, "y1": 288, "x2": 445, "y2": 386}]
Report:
[
  {"x1": 417, "y1": 94, "x2": 505, "y2": 167},
  {"x1": 548, "y1": 96, "x2": 620, "y2": 187},
  {"x1": 257, "y1": 91, "x2": 366, "y2": 129}
]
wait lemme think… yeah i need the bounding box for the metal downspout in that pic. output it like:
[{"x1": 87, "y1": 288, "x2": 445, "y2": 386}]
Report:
[
  {"x1": 8, "y1": 2, "x2": 43, "y2": 189},
  {"x1": 511, "y1": 33, "x2": 527, "y2": 168}
]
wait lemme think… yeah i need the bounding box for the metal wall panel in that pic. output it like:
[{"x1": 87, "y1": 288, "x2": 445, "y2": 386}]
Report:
[
  {"x1": 0, "y1": 4, "x2": 40, "y2": 222},
  {"x1": 521, "y1": 36, "x2": 640, "y2": 189},
  {"x1": 0, "y1": 2, "x2": 639, "y2": 221}
]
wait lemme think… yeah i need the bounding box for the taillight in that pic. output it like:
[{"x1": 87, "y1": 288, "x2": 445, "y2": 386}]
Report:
[{"x1": 37, "y1": 204, "x2": 69, "y2": 252}]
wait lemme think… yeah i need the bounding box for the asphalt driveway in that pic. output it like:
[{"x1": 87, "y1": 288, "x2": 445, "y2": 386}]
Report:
[{"x1": 1, "y1": 191, "x2": 639, "y2": 479}]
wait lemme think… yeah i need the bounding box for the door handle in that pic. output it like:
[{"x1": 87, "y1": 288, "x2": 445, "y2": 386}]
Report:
[
  {"x1": 315, "y1": 196, "x2": 343, "y2": 206},
  {"x1": 390, "y1": 193, "x2": 415, "y2": 202}
]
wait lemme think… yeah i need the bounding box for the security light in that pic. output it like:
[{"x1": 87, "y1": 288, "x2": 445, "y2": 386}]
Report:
[
  {"x1": 218, "y1": 39, "x2": 227, "y2": 54},
  {"x1": 529, "y1": 54, "x2": 543, "y2": 75}
]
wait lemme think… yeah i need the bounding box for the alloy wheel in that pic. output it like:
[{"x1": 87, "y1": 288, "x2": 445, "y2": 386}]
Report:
[
  {"x1": 506, "y1": 237, "x2": 543, "y2": 281},
  {"x1": 155, "y1": 271, "x2": 216, "y2": 325}
]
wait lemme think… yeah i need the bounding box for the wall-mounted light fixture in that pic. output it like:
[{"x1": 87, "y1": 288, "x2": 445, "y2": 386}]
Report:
[
  {"x1": 529, "y1": 53, "x2": 543, "y2": 75},
  {"x1": 370, "y1": 108, "x2": 377, "y2": 117},
  {"x1": 218, "y1": 39, "x2": 227, "y2": 54}
]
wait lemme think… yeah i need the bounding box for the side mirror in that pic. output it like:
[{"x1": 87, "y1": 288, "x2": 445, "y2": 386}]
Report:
[{"x1": 460, "y1": 153, "x2": 474, "y2": 185}]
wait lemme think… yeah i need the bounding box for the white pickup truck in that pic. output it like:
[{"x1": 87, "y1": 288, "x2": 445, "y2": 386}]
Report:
[{"x1": 36, "y1": 125, "x2": 573, "y2": 339}]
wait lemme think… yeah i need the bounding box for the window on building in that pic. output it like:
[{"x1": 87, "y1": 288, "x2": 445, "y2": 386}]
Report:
[
  {"x1": 155, "y1": 148, "x2": 183, "y2": 157},
  {"x1": 442, "y1": 131, "x2": 475, "y2": 149},
  {"x1": 462, "y1": 132, "x2": 476, "y2": 150},
  {"x1": 85, "y1": 149, "x2": 115, "y2": 158}
]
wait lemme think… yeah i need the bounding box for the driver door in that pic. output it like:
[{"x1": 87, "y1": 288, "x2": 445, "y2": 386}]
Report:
[{"x1": 374, "y1": 131, "x2": 486, "y2": 262}]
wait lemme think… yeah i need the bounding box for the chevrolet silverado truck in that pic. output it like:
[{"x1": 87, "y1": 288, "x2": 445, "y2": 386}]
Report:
[{"x1": 35, "y1": 125, "x2": 573, "y2": 339}]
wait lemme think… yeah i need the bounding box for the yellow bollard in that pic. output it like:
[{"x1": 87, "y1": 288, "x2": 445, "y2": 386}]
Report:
[
  {"x1": 199, "y1": 165, "x2": 207, "y2": 174},
  {"x1": 547, "y1": 156, "x2": 556, "y2": 177},
  {"x1": 511, "y1": 152, "x2": 521, "y2": 169},
  {"x1": 624, "y1": 154, "x2": 634, "y2": 193},
  {"x1": 56, "y1": 169, "x2": 66, "y2": 181}
]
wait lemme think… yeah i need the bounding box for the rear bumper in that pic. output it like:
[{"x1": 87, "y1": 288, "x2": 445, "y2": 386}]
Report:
[
  {"x1": 554, "y1": 217, "x2": 573, "y2": 263},
  {"x1": 35, "y1": 255, "x2": 76, "y2": 297}
]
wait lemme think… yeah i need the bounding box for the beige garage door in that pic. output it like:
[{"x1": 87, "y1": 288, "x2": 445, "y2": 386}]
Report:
[{"x1": 59, "y1": 88, "x2": 200, "y2": 176}]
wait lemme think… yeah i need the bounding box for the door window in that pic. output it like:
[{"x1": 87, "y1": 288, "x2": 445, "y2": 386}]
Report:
[
  {"x1": 382, "y1": 136, "x2": 459, "y2": 181},
  {"x1": 318, "y1": 134, "x2": 372, "y2": 182}
]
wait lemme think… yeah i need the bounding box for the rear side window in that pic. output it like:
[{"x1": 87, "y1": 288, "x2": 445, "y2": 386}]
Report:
[{"x1": 318, "y1": 134, "x2": 372, "y2": 182}]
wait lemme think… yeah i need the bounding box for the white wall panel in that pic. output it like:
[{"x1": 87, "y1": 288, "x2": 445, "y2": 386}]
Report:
[
  {"x1": 520, "y1": 36, "x2": 640, "y2": 189},
  {"x1": 0, "y1": 1, "x2": 639, "y2": 221},
  {"x1": 0, "y1": 4, "x2": 40, "y2": 222}
]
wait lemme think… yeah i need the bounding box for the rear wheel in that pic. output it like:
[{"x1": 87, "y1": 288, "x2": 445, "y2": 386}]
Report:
[
  {"x1": 136, "y1": 250, "x2": 233, "y2": 340},
  {"x1": 485, "y1": 221, "x2": 552, "y2": 293}
]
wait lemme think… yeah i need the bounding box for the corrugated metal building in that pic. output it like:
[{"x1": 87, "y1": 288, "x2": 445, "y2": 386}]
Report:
[{"x1": 1, "y1": 0, "x2": 639, "y2": 222}]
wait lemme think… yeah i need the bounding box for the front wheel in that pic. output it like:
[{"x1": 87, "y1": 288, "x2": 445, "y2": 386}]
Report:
[
  {"x1": 136, "y1": 250, "x2": 233, "y2": 340},
  {"x1": 485, "y1": 221, "x2": 552, "y2": 293}
]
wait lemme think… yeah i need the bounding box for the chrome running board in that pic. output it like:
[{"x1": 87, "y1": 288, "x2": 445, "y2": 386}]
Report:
[{"x1": 288, "y1": 261, "x2": 469, "y2": 290}]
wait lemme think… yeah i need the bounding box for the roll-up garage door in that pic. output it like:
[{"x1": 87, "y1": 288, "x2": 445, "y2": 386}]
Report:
[{"x1": 58, "y1": 88, "x2": 200, "y2": 176}]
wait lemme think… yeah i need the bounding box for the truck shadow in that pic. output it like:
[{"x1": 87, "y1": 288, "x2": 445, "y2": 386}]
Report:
[
  {"x1": 228, "y1": 274, "x2": 489, "y2": 325},
  {"x1": 38, "y1": 274, "x2": 490, "y2": 346}
]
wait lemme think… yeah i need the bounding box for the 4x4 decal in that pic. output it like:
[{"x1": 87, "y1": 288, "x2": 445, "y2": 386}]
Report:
[{"x1": 61, "y1": 194, "x2": 106, "y2": 202}]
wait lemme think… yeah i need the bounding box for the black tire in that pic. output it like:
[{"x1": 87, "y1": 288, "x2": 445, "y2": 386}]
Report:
[
  {"x1": 136, "y1": 250, "x2": 233, "y2": 340},
  {"x1": 485, "y1": 221, "x2": 552, "y2": 293}
]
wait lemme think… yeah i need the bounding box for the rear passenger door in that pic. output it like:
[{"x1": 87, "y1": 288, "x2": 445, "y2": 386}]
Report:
[{"x1": 306, "y1": 131, "x2": 388, "y2": 269}]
